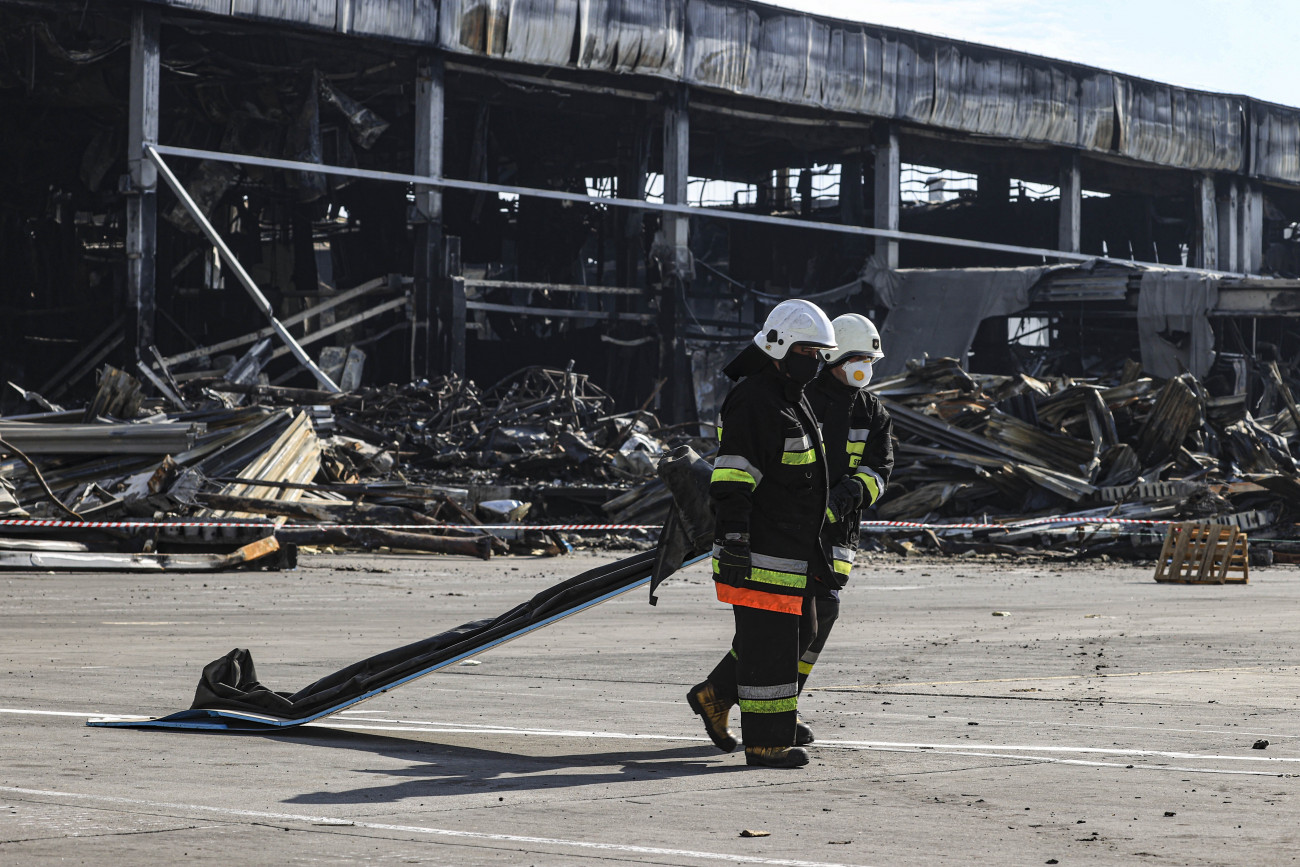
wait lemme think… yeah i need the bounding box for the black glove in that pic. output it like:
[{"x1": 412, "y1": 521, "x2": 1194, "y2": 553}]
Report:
[
  {"x1": 826, "y1": 475, "x2": 864, "y2": 524},
  {"x1": 714, "y1": 537, "x2": 751, "y2": 586}
]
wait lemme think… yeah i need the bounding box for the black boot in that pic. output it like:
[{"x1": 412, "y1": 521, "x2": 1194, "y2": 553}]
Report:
[
  {"x1": 687, "y1": 680, "x2": 738, "y2": 752},
  {"x1": 795, "y1": 718, "x2": 814, "y2": 746},
  {"x1": 745, "y1": 746, "x2": 810, "y2": 768}
]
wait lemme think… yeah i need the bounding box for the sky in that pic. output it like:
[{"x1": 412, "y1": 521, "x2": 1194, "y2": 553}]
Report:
[{"x1": 765, "y1": 1, "x2": 1295, "y2": 108}]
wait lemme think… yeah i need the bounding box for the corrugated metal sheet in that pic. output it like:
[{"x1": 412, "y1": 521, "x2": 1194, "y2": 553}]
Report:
[
  {"x1": 439, "y1": 0, "x2": 578, "y2": 65},
  {"x1": 159, "y1": 0, "x2": 232, "y2": 13},
  {"x1": 232, "y1": 0, "x2": 336, "y2": 28},
  {"x1": 577, "y1": 0, "x2": 684, "y2": 77},
  {"x1": 683, "y1": 0, "x2": 757, "y2": 95},
  {"x1": 1250, "y1": 101, "x2": 1300, "y2": 184},
  {"x1": 1115, "y1": 79, "x2": 1243, "y2": 171},
  {"x1": 139, "y1": 0, "x2": 1300, "y2": 187},
  {"x1": 348, "y1": 0, "x2": 438, "y2": 43}
]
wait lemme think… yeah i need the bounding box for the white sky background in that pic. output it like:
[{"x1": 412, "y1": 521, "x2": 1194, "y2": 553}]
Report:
[{"x1": 766, "y1": 0, "x2": 1296, "y2": 108}]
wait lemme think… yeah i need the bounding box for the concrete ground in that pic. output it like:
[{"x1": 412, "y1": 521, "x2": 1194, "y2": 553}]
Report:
[{"x1": 1, "y1": 549, "x2": 1298, "y2": 866}]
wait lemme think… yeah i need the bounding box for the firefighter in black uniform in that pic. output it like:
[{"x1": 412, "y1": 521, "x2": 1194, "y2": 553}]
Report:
[
  {"x1": 688, "y1": 313, "x2": 893, "y2": 755},
  {"x1": 687, "y1": 299, "x2": 837, "y2": 769},
  {"x1": 797, "y1": 313, "x2": 893, "y2": 716}
]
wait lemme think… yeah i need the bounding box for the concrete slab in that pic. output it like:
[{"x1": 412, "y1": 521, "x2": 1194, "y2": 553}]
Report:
[{"x1": 2, "y1": 551, "x2": 1298, "y2": 865}]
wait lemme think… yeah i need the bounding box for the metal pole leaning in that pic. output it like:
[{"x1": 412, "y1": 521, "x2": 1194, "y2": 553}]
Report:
[
  {"x1": 144, "y1": 145, "x2": 342, "y2": 393},
  {"x1": 152, "y1": 143, "x2": 1247, "y2": 279}
]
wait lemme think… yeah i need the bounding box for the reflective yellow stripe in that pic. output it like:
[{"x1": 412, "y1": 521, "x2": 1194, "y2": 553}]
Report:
[
  {"x1": 781, "y1": 448, "x2": 817, "y2": 465},
  {"x1": 833, "y1": 559, "x2": 851, "y2": 576},
  {"x1": 826, "y1": 507, "x2": 837, "y2": 524},
  {"x1": 846, "y1": 441, "x2": 865, "y2": 456},
  {"x1": 855, "y1": 471, "x2": 882, "y2": 504},
  {"x1": 751, "y1": 567, "x2": 806, "y2": 589},
  {"x1": 740, "y1": 697, "x2": 798, "y2": 714},
  {"x1": 711, "y1": 467, "x2": 757, "y2": 488},
  {"x1": 798, "y1": 660, "x2": 814, "y2": 675}
]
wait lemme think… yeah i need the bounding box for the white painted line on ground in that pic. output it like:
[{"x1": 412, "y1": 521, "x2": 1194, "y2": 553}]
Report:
[
  {"x1": 857, "y1": 746, "x2": 1288, "y2": 777},
  {"x1": 0, "y1": 785, "x2": 871, "y2": 867},
  {"x1": 0, "y1": 708, "x2": 129, "y2": 719},
  {"x1": 820, "y1": 739, "x2": 1300, "y2": 763},
  {"x1": 5, "y1": 707, "x2": 1293, "y2": 776}
]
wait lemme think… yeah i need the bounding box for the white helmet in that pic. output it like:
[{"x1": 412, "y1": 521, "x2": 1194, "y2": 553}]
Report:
[
  {"x1": 754, "y1": 299, "x2": 836, "y2": 360},
  {"x1": 821, "y1": 313, "x2": 883, "y2": 365}
]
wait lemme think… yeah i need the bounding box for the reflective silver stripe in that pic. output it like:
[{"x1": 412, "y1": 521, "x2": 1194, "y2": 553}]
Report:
[
  {"x1": 714, "y1": 454, "x2": 763, "y2": 486},
  {"x1": 737, "y1": 681, "x2": 799, "y2": 700},
  {"x1": 858, "y1": 466, "x2": 886, "y2": 494},
  {"x1": 832, "y1": 546, "x2": 854, "y2": 564},
  {"x1": 750, "y1": 552, "x2": 808, "y2": 573},
  {"x1": 800, "y1": 649, "x2": 821, "y2": 665},
  {"x1": 847, "y1": 427, "x2": 871, "y2": 442},
  {"x1": 783, "y1": 435, "x2": 812, "y2": 452}
]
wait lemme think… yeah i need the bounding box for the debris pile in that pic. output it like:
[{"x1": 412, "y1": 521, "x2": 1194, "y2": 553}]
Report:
[
  {"x1": 0, "y1": 363, "x2": 706, "y2": 570},
  {"x1": 869, "y1": 357, "x2": 1300, "y2": 557},
  {"x1": 6, "y1": 352, "x2": 1300, "y2": 568}
]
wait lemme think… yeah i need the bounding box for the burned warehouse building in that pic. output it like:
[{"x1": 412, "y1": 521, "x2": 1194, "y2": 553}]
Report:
[
  {"x1": 2, "y1": 0, "x2": 1299, "y2": 411},
  {"x1": 2, "y1": 0, "x2": 1300, "y2": 543}
]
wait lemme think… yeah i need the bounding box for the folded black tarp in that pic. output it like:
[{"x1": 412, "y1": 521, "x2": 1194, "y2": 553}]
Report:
[{"x1": 90, "y1": 548, "x2": 695, "y2": 731}]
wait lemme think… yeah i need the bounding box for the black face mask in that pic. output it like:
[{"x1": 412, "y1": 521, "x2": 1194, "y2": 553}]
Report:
[{"x1": 779, "y1": 351, "x2": 823, "y2": 387}]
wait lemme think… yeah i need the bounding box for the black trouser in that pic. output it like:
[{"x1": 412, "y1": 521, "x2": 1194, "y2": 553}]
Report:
[
  {"x1": 797, "y1": 590, "x2": 840, "y2": 691},
  {"x1": 707, "y1": 584, "x2": 840, "y2": 746}
]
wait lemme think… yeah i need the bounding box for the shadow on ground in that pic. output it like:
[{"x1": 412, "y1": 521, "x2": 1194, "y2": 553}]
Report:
[{"x1": 253, "y1": 728, "x2": 740, "y2": 806}]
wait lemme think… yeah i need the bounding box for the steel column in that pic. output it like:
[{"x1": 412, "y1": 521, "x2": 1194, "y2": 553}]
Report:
[
  {"x1": 127, "y1": 8, "x2": 160, "y2": 360},
  {"x1": 413, "y1": 55, "x2": 445, "y2": 379}
]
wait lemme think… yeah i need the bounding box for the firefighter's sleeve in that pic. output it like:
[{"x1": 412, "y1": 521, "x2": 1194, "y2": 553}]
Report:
[
  {"x1": 710, "y1": 394, "x2": 779, "y2": 541},
  {"x1": 852, "y1": 398, "x2": 894, "y2": 507}
]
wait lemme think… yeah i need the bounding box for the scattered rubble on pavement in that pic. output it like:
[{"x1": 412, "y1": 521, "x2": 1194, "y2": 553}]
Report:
[{"x1": 3, "y1": 354, "x2": 1300, "y2": 570}]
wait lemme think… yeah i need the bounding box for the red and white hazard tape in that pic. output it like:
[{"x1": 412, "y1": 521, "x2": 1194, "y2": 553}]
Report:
[{"x1": 0, "y1": 517, "x2": 1174, "y2": 533}]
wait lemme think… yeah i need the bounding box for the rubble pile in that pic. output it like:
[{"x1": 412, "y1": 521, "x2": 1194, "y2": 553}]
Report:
[
  {"x1": 4, "y1": 353, "x2": 1300, "y2": 569},
  {"x1": 870, "y1": 357, "x2": 1300, "y2": 558},
  {"x1": 0, "y1": 363, "x2": 709, "y2": 570}
]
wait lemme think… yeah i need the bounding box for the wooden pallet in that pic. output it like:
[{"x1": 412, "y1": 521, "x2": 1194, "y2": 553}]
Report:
[{"x1": 1153, "y1": 522, "x2": 1249, "y2": 584}]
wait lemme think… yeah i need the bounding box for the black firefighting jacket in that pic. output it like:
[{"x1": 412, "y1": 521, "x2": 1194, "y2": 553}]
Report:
[
  {"x1": 710, "y1": 364, "x2": 833, "y2": 601},
  {"x1": 806, "y1": 371, "x2": 894, "y2": 588}
]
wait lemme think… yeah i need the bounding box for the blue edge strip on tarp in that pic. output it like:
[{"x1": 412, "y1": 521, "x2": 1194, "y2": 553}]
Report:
[{"x1": 87, "y1": 553, "x2": 710, "y2": 732}]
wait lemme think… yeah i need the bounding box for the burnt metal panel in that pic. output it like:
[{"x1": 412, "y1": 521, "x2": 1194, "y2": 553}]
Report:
[
  {"x1": 153, "y1": 0, "x2": 232, "y2": 12},
  {"x1": 133, "y1": 0, "x2": 1300, "y2": 188},
  {"x1": 348, "y1": 0, "x2": 438, "y2": 43},
  {"x1": 1115, "y1": 78, "x2": 1244, "y2": 171},
  {"x1": 577, "y1": 0, "x2": 684, "y2": 77},
  {"x1": 439, "y1": 0, "x2": 577, "y2": 63},
  {"x1": 504, "y1": 0, "x2": 580, "y2": 66},
  {"x1": 683, "y1": 0, "x2": 758, "y2": 95},
  {"x1": 231, "y1": 0, "x2": 337, "y2": 28},
  {"x1": 1077, "y1": 72, "x2": 1115, "y2": 152},
  {"x1": 1249, "y1": 100, "x2": 1300, "y2": 184},
  {"x1": 439, "y1": 0, "x2": 503, "y2": 55}
]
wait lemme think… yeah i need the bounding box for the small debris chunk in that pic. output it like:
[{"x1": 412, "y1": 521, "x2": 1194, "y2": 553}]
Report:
[
  {"x1": 1253, "y1": 739, "x2": 1270, "y2": 750},
  {"x1": 739, "y1": 829, "x2": 771, "y2": 838}
]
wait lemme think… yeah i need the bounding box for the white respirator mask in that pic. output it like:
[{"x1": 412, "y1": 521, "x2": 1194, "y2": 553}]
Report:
[{"x1": 842, "y1": 359, "x2": 874, "y2": 388}]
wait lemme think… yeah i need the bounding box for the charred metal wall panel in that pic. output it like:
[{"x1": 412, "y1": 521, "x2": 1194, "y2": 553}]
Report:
[
  {"x1": 1250, "y1": 101, "x2": 1300, "y2": 185},
  {"x1": 1115, "y1": 78, "x2": 1244, "y2": 171},
  {"x1": 682, "y1": 0, "x2": 757, "y2": 95},
  {"x1": 577, "y1": 0, "x2": 684, "y2": 77},
  {"x1": 160, "y1": 0, "x2": 233, "y2": 12},
  {"x1": 348, "y1": 0, "x2": 438, "y2": 42},
  {"x1": 439, "y1": 0, "x2": 578, "y2": 66},
  {"x1": 231, "y1": 0, "x2": 337, "y2": 28},
  {"x1": 133, "y1": 0, "x2": 1300, "y2": 187}
]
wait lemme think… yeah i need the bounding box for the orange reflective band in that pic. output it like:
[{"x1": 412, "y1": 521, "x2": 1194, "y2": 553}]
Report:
[{"x1": 716, "y1": 583, "x2": 803, "y2": 615}]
